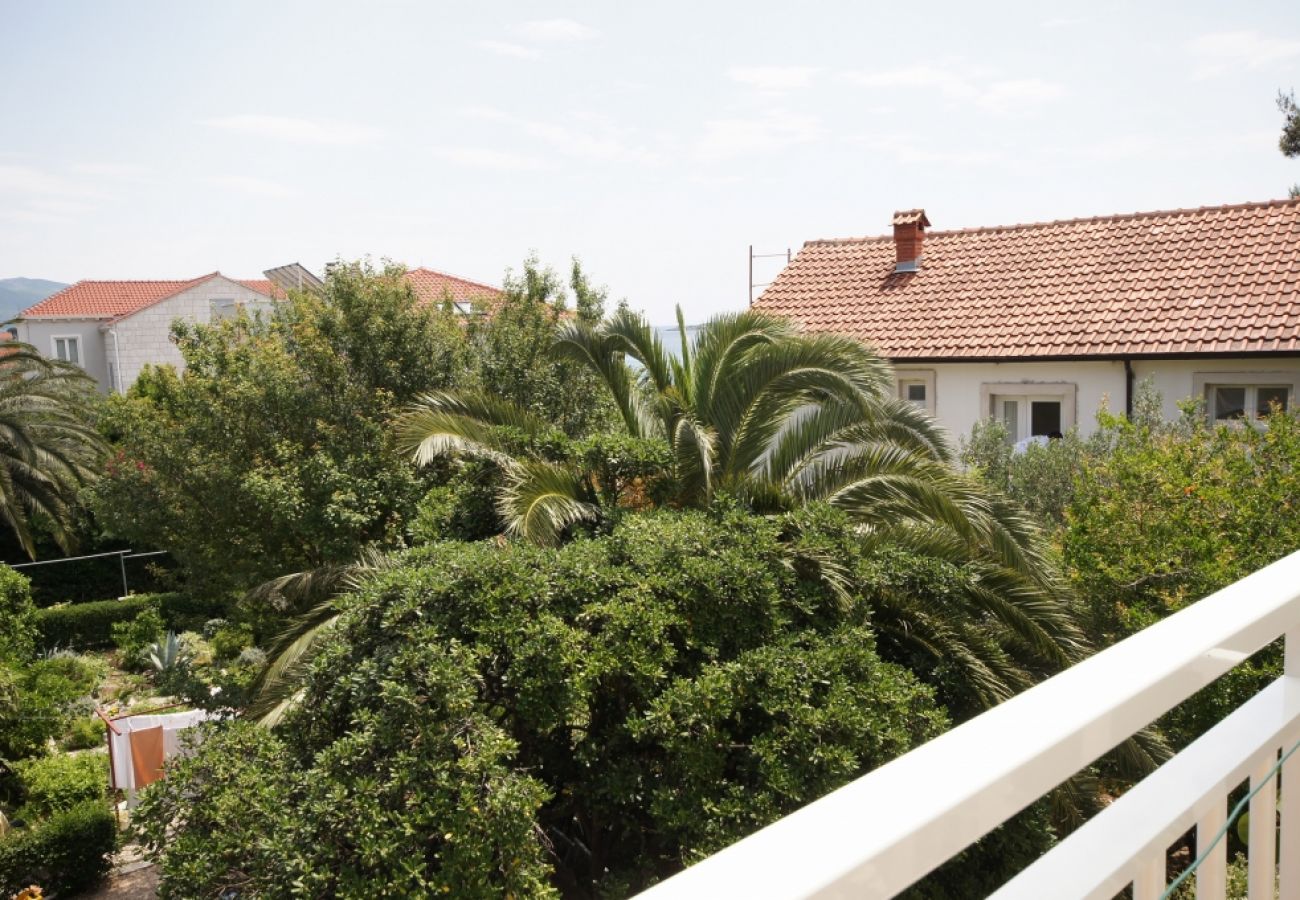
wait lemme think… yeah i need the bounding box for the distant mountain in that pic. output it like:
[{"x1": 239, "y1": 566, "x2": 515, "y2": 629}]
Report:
[{"x1": 0, "y1": 278, "x2": 68, "y2": 322}]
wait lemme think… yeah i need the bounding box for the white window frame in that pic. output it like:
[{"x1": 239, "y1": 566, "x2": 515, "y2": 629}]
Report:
[
  {"x1": 1193, "y1": 371, "x2": 1300, "y2": 423},
  {"x1": 979, "y1": 381, "x2": 1077, "y2": 443},
  {"x1": 896, "y1": 368, "x2": 936, "y2": 414},
  {"x1": 50, "y1": 334, "x2": 82, "y2": 366}
]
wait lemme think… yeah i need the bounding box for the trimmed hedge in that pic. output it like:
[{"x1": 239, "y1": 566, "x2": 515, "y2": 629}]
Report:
[
  {"x1": 35, "y1": 593, "x2": 229, "y2": 650},
  {"x1": 0, "y1": 799, "x2": 117, "y2": 896}
]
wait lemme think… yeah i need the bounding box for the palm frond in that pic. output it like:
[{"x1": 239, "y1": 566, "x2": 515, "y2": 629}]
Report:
[
  {"x1": 552, "y1": 321, "x2": 658, "y2": 438},
  {"x1": 498, "y1": 460, "x2": 599, "y2": 546},
  {"x1": 397, "y1": 391, "x2": 551, "y2": 467}
]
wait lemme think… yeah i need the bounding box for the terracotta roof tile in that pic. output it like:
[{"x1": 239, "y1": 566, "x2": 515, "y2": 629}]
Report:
[
  {"x1": 754, "y1": 199, "x2": 1300, "y2": 359},
  {"x1": 403, "y1": 268, "x2": 503, "y2": 308},
  {"x1": 23, "y1": 273, "x2": 277, "y2": 319}
]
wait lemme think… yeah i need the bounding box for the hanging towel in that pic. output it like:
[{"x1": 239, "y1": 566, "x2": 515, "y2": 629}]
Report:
[{"x1": 130, "y1": 725, "x2": 166, "y2": 787}]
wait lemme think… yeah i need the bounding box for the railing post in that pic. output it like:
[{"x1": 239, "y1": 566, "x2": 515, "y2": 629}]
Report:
[
  {"x1": 1283, "y1": 743, "x2": 1300, "y2": 900},
  {"x1": 1196, "y1": 800, "x2": 1227, "y2": 900},
  {"x1": 1134, "y1": 856, "x2": 1165, "y2": 900},
  {"x1": 1282, "y1": 628, "x2": 1300, "y2": 900},
  {"x1": 1248, "y1": 753, "x2": 1279, "y2": 900}
]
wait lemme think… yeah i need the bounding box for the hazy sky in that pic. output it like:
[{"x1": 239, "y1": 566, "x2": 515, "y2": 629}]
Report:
[{"x1": 2, "y1": 1, "x2": 1297, "y2": 323}]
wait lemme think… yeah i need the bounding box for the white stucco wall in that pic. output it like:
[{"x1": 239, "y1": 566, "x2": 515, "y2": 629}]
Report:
[
  {"x1": 894, "y1": 357, "x2": 1300, "y2": 443},
  {"x1": 110, "y1": 277, "x2": 273, "y2": 390},
  {"x1": 13, "y1": 319, "x2": 111, "y2": 391}
]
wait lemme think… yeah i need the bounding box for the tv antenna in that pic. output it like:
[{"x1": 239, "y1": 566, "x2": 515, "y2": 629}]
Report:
[{"x1": 749, "y1": 245, "x2": 792, "y2": 305}]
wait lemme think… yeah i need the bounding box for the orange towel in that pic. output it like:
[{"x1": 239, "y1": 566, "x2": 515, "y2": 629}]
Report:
[{"x1": 130, "y1": 725, "x2": 166, "y2": 787}]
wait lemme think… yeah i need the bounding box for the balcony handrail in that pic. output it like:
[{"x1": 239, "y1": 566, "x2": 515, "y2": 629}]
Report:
[{"x1": 636, "y1": 549, "x2": 1300, "y2": 899}]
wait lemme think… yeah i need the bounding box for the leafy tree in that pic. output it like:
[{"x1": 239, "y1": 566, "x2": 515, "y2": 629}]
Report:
[
  {"x1": 1064, "y1": 399, "x2": 1300, "y2": 746},
  {"x1": 400, "y1": 308, "x2": 1085, "y2": 705},
  {"x1": 960, "y1": 419, "x2": 1088, "y2": 529},
  {"x1": 89, "y1": 262, "x2": 472, "y2": 594},
  {"x1": 0, "y1": 653, "x2": 101, "y2": 762},
  {"x1": 1279, "y1": 89, "x2": 1300, "y2": 197},
  {"x1": 466, "y1": 255, "x2": 618, "y2": 437},
  {"x1": 0, "y1": 345, "x2": 104, "y2": 558},
  {"x1": 138, "y1": 506, "x2": 968, "y2": 898},
  {"x1": 0, "y1": 568, "x2": 36, "y2": 663}
]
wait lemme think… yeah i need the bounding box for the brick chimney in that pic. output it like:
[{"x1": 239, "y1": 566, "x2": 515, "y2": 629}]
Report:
[{"x1": 892, "y1": 209, "x2": 930, "y2": 273}]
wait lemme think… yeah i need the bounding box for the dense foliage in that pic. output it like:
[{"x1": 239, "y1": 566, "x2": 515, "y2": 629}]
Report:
[
  {"x1": 138, "y1": 507, "x2": 970, "y2": 898},
  {"x1": 0, "y1": 653, "x2": 101, "y2": 762},
  {"x1": 0, "y1": 799, "x2": 116, "y2": 896},
  {"x1": 90, "y1": 262, "x2": 472, "y2": 594},
  {"x1": 12, "y1": 752, "x2": 105, "y2": 820},
  {"x1": 959, "y1": 419, "x2": 1088, "y2": 529},
  {"x1": 466, "y1": 256, "x2": 618, "y2": 437},
  {"x1": 0, "y1": 344, "x2": 106, "y2": 558},
  {"x1": 33, "y1": 591, "x2": 226, "y2": 650},
  {"x1": 0, "y1": 569, "x2": 36, "y2": 663},
  {"x1": 1062, "y1": 403, "x2": 1300, "y2": 746},
  {"x1": 400, "y1": 309, "x2": 1083, "y2": 710}
]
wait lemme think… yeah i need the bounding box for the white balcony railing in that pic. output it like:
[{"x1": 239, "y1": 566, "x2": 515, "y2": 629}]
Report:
[{"x1": 637, "y1": 551, "x2": 1300, "y2": 899}]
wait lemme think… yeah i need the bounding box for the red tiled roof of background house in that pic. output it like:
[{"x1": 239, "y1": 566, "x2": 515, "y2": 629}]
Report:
[
  {"x1": 236, "y1": 279, "x2": 285, "y2": 299},
  {"x1": 22, "y1": 273, "x2": 278, "y2": 319},
  {"x1": 754, "y1": 198, "x2": 1300, "y2": 359},
  {"x1": 403, "y1": 268, "x2": 504, "y2": 308}
]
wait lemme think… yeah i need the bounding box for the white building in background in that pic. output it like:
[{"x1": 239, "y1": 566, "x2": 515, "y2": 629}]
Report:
[
  {"x1": 14, "y1": 262, "x2": 505, "y2": 394},
  {"x1": 755, "y1": 199, "x2": 1300, "y2": 440},
  {"x1": 13, "y1": 270, "x2": 296, "y2": 393}
]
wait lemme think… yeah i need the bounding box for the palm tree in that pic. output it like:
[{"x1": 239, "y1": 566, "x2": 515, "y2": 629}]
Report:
[
  {"x1": 0, "y1": 343, "x2": 105, "y2": 557},
  {"x1": 243, "y1": 548, "x2": 393, "y2": 726},
  {"x1": 398, "y1": 308, "x2": 1088, "y2": 708}
]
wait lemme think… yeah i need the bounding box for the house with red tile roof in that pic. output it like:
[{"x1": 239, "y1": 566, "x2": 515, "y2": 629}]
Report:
[
  {"x1": 14, "y1": 264, "x2": 505, "y2": 393},
  {"x1": 755, "y1": 198, "x2": 1300, "y2": 442},
  {"x1": 402, "y1": 267, "x2": 504, "y2": 313},
  {"x1": 15, "y1": 272, "x2": 281, "y2": 392}
]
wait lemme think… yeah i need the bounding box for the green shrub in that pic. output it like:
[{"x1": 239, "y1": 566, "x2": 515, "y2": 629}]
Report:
[
  {"x1": 960, "y1": 418, "x2": 1088, "y2": 529},
  {"x1": 34, "y1": 596, "x2": 154, "y2": 650},
  {"x1": 111, "y1": 607, "x2": 165, "y2": 670},
  {"x1": 0, "y1": 799, "x2": 116, "y2": 896},
  {"x1": 209, "y1": 622, "x2": 254, "y2": 661},
  {"x1": 60, "y1": 716, "x2": 106, "y2": 751},
  {"x1": 138, "y1": 507, "x2": 953, "y2": 897},
  {"x1": 1065, "y1": 402, "x2": 1300, "y2": 747},
  {"x1": 33, "y1": 593, "x2": 229, "y2": 651},
  {"x1": 14, "y1": 753, "x2": 106, "y2": 819},
  {"x1": 0, "y1": 656, "x2": 100, "y2": 761},
  {"x1": 0, "y1": 568, "x2": 36, "y2": 663}
]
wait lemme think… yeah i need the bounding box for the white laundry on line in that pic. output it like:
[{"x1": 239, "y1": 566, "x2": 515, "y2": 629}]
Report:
[{"x1": 106, "y1": 709, "x2": 209, "y2": 792}]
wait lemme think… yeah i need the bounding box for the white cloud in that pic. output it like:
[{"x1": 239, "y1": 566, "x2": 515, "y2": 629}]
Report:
[
  {"x1": 0, "y1": 164, "x2": 100, "y2": 198},
  {"x1": 201, "y1": 115, "x2": 384, "y2": 145},
  {"x1": 842, "y1": 66, "x2": 1063, "y2": 113},
  {"x1": 461, "y1": 107, "x2": 664, "y2": 165},
  {"x1": 697, "y1": 109, "x2": 823, "y2": 162},
  {"x1": 431, "y1": 147, "x2": 547, "y2": 170},
  {"x1": 1188, "y1": 30, "x2": 1300, "y2": 77},
  {"x1": 842, "y1": 65, "x2": 980, "y2": 98},
  {"x1": 851, "y1": 132, "x2": 1005, "y2": 166},
  {"x1": 727, "y1": 66, "x2": 821, "y2": 92},
  {"x1": 1077, "y1": 129, "x2": 1275, "y2": 161},
  {"x1": 475, "y1": 40, "x2": 541, "y2": 60},
  {"x1": 1042, "y1": 16, "x2": 1086, "y2": 29},
  {"x1": 978, "y1": 78, "x2": 1065, "y2": 113},
  {"x1": 70, "y1": 162, "x2": 149, "y2": 178},
  {"x1": 516, "y1": 18, "x2": 597, "y2": 42},
  {"x1": 205, "y1": 175, "x2": 294, "y2": 198}
]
